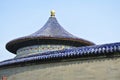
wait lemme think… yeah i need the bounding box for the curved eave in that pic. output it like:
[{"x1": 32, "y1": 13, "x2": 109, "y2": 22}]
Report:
[
  {"x1": 1, "y1": 42, "x2": 120, "y2": 68},
  {"x1": 6, "y1": 36, "x2": 95, "y2": 54},
  {"x1": 6, "y1": 16, "x2": 95, "y2": 54}
]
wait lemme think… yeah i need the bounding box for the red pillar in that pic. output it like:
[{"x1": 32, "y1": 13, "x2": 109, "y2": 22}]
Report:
[{"x1": 2, "y1": 76, "x2": 7, "y2": 80}]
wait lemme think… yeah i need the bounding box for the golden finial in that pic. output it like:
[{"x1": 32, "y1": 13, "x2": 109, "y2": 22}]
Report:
[{"x1": 50, "y1": 10, "x2": 55, "y2": 17}]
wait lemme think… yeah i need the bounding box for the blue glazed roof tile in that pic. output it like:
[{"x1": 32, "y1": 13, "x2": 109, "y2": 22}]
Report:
[
  {"x1": 0, "y1": 42, "x2": 120, "y2": 67},
  {"x1": 6, "y1": 16, "x2": 95, "y2": 54}
]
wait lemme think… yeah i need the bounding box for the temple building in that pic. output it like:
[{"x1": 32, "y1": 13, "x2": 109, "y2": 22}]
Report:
[{"x1": 0, "y1": 10, "x2": 120, "y2": 80}]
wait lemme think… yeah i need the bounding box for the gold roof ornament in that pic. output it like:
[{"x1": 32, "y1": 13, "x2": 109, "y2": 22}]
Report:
[{"x1": 51, "y1": 10, "x2": 55, "y2": 17}]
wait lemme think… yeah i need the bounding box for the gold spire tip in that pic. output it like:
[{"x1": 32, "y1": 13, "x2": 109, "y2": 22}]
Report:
[{"x1": 50, "y1": 10, "x2": 55, "y2": 17}]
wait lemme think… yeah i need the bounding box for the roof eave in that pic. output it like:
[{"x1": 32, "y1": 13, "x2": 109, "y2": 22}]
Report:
[{"x1": 6, "y1": 36, "x2": 95, "y2": 54}]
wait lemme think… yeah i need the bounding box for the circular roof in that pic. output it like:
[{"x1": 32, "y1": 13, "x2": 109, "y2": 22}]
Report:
[{"x1": 6, "y1": 11, "x2": 95, "y2": 54}]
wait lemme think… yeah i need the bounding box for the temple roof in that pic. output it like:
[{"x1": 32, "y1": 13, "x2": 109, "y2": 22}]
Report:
[
  {"x1": 6, "y1": 10, "x2": 95, "y2": 54},
  {"x1": 1, "y1": 42, "x2": 120, "y2": 67},
  {"x1": 30, "y1": 17, "x2": 78, "y2": 38}
]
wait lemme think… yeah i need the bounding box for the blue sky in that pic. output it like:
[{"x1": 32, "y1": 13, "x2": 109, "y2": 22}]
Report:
[{"x1": 0, "y1": 0, "x2": 120, "y2": 61}]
